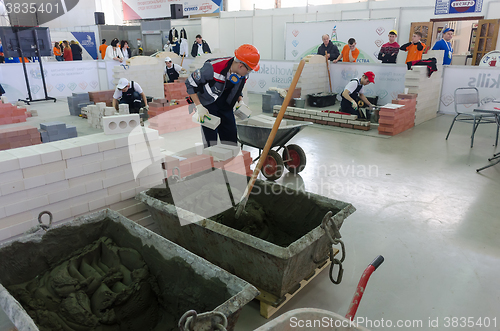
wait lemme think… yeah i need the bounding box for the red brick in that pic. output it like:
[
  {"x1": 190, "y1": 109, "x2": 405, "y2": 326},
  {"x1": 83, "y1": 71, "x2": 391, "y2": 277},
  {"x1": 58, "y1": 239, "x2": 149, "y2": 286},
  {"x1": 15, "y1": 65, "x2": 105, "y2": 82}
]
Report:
[
  {"x1": 316, "y1": 120, "x2": 327, "y2": 125},
  {"x1": 353, "y1": 125, "x2": 370, "y2": 131},
  {"x1": 397, "y1": 93, "x2": 418, "y2": 99},
  {"x1": 340, "y1": 123, "x2": 354, "y2": 129},
  {"x1": 328, "y1": 121, "x2": 340, "y2": 126}
]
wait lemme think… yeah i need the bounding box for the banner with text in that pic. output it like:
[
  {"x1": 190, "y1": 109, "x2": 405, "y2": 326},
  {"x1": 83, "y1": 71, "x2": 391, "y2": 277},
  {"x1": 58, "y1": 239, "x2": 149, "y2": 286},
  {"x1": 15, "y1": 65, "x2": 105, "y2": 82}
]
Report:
[
  {"x1": 0, "y1": 61, "x2": 100, "y2": 101},
  {"x1": 435, "y1": 0, "x2": 483, "y2": 15},
  {"x1": 285, "y1": 19, "x2": 395, "y2": 63},
  {"x1": 122, "y1": 0, "x2": 221, "y2": 20},
  {"x1": 50, "y1": 32, "x2": 97, "y2": 60},
  {"x1": 245, "y1": 60, "x2": 295, "y2": 94},
  {"x1": 439, "y1": 66, "x2": 500, "y2": 114}
]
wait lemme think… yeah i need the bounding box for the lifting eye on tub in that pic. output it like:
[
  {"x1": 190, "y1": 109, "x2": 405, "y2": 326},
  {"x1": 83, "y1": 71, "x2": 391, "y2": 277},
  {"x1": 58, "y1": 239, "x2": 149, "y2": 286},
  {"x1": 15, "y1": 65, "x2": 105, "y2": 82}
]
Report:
[{"x1": 38, "y1": 211, "x2": 53, "y2": 231}]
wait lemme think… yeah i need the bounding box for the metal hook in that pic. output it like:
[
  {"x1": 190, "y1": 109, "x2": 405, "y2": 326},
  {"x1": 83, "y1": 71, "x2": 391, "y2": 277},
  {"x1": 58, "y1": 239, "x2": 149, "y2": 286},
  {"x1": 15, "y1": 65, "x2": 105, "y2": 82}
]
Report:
[{"x1": 38, "y1": 211, "x2": 53, "y2": 231}]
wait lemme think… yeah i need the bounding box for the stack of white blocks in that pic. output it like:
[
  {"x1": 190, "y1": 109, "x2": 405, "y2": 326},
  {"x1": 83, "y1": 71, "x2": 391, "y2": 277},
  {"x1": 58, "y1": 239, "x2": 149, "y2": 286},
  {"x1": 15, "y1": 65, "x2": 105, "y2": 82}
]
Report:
[
  {"x1": 119, "y1": 104, "x2": 130, "y2": 115},
  {"x1": 112, "y1": 62, "x2": 164, "y2": 99},
  {"x1": 248, "y1": 114, "x2": 288, "y2": 128},
  {"x1": 0, "y1": 129, "x2": 165, "y2": 242},
  {"x1": 203, "y1": 144, "x2": 241, "y2": 161},
  {"x1": 84, "y1": 103, "x2": 117, "y2": 129},
  {"x1": 404, "y1": 50, "x2": 444, "y2": 125},
  {"x1": 293, "y1": 55, "x2": 330, "y2": 104}
]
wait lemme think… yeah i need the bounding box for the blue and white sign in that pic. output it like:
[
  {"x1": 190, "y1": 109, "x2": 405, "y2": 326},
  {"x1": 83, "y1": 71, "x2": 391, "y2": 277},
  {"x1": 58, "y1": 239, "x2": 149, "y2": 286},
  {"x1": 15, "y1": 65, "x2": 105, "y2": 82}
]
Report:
[
  {"x1": 72, "y1": 32, "x2": 98, "y2": 60},
  {"x1": 435, "y1": 0, "x2": 483, "y2": 15}
]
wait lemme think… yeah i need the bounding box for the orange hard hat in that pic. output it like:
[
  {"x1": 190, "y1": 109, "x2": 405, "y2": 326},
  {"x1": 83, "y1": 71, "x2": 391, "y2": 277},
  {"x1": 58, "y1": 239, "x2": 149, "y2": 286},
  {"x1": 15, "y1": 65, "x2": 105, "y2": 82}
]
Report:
[{"x1": 234, "y1": 44, "x2": 260, "y2": 71}]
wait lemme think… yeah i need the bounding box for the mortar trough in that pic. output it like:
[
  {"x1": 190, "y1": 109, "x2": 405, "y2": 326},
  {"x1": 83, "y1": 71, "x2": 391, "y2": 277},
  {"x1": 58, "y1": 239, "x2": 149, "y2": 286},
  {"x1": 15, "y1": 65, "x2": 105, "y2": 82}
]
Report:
[
  {"x1": 0, "y1": 209, "x2": 258, "y2": 331},
  {"x1": 137, "y1": 171, "x2": 356, "y2": 299}
]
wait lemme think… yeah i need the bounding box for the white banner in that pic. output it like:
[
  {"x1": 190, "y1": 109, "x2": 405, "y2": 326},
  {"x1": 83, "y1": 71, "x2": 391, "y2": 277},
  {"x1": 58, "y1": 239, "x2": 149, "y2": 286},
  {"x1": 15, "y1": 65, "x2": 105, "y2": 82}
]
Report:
[
  {"x1": 122, "y1": 0, "x2": 221, "y2": 20},
  {"x1": 0, "y1": 61, "x2": 100, "y2": 101},
  {"x1": 439, "y1": 66, "x2": 500, "y2": 114},
  {"x1": 330, "y1": 63, "x2": 407, "y2": 105},
  {"x1": 245, "y1": 60, "x2": 295, "y2": 94},
  {"x1": 285, "y1": 19, "x2": 396, "y2": 63},
  {"x1": 50, "y1": 32, "x2": 97, "y2": 61}
]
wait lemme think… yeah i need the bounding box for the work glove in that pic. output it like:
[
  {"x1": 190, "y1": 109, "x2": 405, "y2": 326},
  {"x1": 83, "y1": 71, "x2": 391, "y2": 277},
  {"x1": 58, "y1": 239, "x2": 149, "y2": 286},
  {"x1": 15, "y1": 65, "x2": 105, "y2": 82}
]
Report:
[
  {"x1": 195, "y1": 104, "x2": 211, "y2": 123},
  {"x1": 351, "y1": 101, "x2": 358, "y2": 111},
  {"x1": 144, "y1": 105, "x2": 149, "y2": 111}
]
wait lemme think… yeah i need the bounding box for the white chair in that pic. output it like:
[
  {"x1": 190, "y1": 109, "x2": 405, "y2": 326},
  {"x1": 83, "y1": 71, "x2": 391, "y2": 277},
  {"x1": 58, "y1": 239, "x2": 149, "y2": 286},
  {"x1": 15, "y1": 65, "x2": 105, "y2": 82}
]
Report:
[{"x1": 445, "y1": 87, "x2": 499, "y2": 148}]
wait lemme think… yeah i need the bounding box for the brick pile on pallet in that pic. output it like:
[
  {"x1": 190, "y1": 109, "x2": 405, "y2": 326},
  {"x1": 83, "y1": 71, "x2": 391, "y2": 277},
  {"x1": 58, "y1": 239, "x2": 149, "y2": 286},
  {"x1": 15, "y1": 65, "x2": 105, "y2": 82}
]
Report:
[
  {"x1": 88, "y1": 90, "x2": 115, "y2": 107},
  {"x1": 377, "y1": 101, "x2": 416, "y2": 136},
  {"x1": 148, "y1": 101, "x2": 199, "y2": 134},
  {"x1": 0, "y1": 126, "x2": 41, "y2": 150},
  {"x1": 0, "y1": 102, "x2": 28, "y2": 125},
  {"x1": 273, "y1": 105, "x2": 370, "y2": 131},
  {"x1": 0, "y1": 129, "x2": 165, "y2": 241},
  {"x1": 404, "y1": 50, "x2": 444, "y2": 125},
  {"x1": 67, "y1": 93, "x2": 92, "y2": 116},
  {"x1": 113, "y1": 63, "x2": 164, "y2": 99},
  {"x1": 164, "y1": 81, "x2": 189, "y2": 101},
  {"x1": 293, "y1": 55, "x2": 330, "y2": 106},
  {"x1": 39, "y1": 122, "x2": 78, "y2": 142}
]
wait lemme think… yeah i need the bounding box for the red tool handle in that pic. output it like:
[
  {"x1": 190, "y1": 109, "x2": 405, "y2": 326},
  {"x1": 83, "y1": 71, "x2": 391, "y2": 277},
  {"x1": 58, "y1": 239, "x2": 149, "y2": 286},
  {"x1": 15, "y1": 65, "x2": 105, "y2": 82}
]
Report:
[
  {"x1": 345, "y1": 255, "x2": 384, "y2": 321},
  {"x1": 494, "y1": 107, "x2": 500, "y2": 111}
]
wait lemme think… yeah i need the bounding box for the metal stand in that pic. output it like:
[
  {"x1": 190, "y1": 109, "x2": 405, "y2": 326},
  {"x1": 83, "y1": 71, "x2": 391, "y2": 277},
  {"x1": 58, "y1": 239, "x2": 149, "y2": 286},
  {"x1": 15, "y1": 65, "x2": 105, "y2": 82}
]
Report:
[
  {"x1": 476, "y1": 152, "x2": 500, "y2": 172},
  {"x1": 16, "y1": 29, "x2": 56, "y2": 105}
]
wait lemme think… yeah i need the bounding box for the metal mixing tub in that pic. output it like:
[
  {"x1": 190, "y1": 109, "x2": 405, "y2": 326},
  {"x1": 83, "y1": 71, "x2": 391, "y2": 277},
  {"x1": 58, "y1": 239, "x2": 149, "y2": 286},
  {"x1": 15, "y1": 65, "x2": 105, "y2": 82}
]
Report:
[
  {"x1": 0, "y1": 209, "x2": 258, "y2": 331},
  {"x1": 137, "y1": 171, "x2": 355, "y2": 299}
]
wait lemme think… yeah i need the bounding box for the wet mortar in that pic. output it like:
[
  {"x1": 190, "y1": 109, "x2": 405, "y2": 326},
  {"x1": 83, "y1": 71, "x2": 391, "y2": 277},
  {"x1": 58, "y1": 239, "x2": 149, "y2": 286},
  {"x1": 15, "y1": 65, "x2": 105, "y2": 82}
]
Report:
[
  {"x1": 1, "y1": 220, "x2": 232, "y2": 331},
  {"x1": 149, "y1": 181, "x2": 341, "y2": 248}
]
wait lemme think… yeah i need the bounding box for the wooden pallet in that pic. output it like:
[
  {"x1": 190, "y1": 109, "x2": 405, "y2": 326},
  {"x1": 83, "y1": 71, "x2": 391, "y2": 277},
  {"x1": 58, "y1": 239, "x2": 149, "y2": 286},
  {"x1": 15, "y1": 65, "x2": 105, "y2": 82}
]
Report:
[{"x1": 256, "y1": 248, "x2": 339, "y2": 319}]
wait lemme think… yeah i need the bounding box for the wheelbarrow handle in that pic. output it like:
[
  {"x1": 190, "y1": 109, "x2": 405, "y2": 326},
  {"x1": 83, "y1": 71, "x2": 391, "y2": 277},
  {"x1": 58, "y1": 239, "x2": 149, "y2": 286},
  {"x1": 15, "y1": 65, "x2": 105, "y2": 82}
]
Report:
[{"x1": 345, "y1": 255, "x2": 384, "y2": 321}]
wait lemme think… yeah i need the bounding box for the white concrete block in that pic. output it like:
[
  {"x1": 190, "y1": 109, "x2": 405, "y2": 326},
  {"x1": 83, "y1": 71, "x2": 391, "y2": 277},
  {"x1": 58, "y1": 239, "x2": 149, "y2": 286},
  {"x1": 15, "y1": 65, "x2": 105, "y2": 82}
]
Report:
[
  {"x1": 68, "y1": 185, "x2": 87, "y2": 199},
  {"x1": 71, "y1": 203, "x2": 90, "y2": 217},
  {"x1": 192, "y1": 113, "x2": 221, "y2": 130},
  {"x1": 0, "y1": 170, "x2": 23, "y2": 184},
  {"x1": 218, "y1": 144, "x2": 241, "y2": 157},
  {"x1": 83, "y1": 162, "x2": 102, "y2": 175},
  {"x1": 24, "y1": 175, "x2": 46, "y2": 190},
  {"x1": 0, "y1": 180, "x2": 25, "y2": 196},
  {"x1": 103, "y1": 146, "x2": 130, "y2": 159},
  {"x1": 68, "y1": 172, "x2": 106, "y2": 188},
  {"x1": 120, "y1": 188, "x2": 137, "y2": 201},
  {"x1": 105, "y1": 193, "x2": 121, "y2": 206},
  {"x1": 0, "y1": 211, "x2": 32, "y2": 230},
  {"x1": 127, "y1": 129, "x2": 159, "y2": 145},
  {"x1": 114, "y1": 136, "x2": 130, "y2": 149},
  {"x1": 89, "y1": 198, "x2": 106, "y2": 211},
  {"x1": 85, "y1": 180, "x2": 104, "y2": 193},
  {"x1": 22, "y1": 160, "x2": 66, "y2": 179},
  {"x1": 45, "y1": 171, "x2": 66, "y2": 185},
  {"x1": 65, "y1": 166, "x2": 84, "y2": 179},
  {"x1": 104, "y1": 164, "x2": 133, "y2": 178},
  {"x1": 27, "y1": 181, "x2": 68, "y2": 199},
  {"x1": 104, "y1": 114, "x2": 140, "y2": 135},
  {"x1": 35, "y1": 144, "x2": 63, "y2": 164},
  {"x1": 0, "y1": 190, "x2": 28, "y2": 208},
  {"x1": 5, "y1": 195, "x2": 48, "y2": 217},
  {"x1": 100, "y1": 158, "x2": 119, "y2": 170},
  {"x1": 5, "y1": 147, "x2": 42, "y2": 169},
  {"x1": 107, "y1": 180, "x2": 138, "y2": 196},
  {"x1": 48, "y1": 189, "x2": 71, "y2": 204},
  {"x1": 6, "y1": 219, "x2": 37, "y2": 238},
  {"x1": 66, "y1": 152, "x2": 104, "y2": 168},
  {"x1": 204, "y1": 146, "x2": 233, "y2": 161},
  {"x1": 0, "y1": 152, "x2": 21, "y2": 174},
  {"x1": 103, "y1": 172, "x2": 135, "y2": 188},
  {"x1": 50, "y1": 208, "x2": 73, "y2": 223},
  {"x1": 50, "y1": 140, "x2": 82, "y2": 159}
]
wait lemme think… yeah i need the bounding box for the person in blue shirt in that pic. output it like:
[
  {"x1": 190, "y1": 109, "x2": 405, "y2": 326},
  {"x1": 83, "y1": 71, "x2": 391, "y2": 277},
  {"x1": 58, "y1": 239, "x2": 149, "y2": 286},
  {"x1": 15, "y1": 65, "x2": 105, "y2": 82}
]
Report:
[{"x1": 432, "y1": 27, "x2": 454, "y2": 65}]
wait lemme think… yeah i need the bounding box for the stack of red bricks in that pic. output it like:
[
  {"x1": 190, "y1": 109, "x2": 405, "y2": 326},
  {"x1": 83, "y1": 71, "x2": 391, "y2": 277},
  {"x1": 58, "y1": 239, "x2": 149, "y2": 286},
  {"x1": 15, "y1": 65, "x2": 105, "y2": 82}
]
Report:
[
  {"x1": 0, "y1": 103, "x2": 27, "y2": 125},
  {"x1": 0, "y1": 125, "x2": 41, "y2": 150},
  {"x1": 162, "y1": 150, "x2": 252, "y2": 179},
  {"x1": 148, "y1": 100, "x2": 199, "y2": 134},
  {"x1": 378, "y1": 94, "x2": 417, "y2": 136},
  {"x1": 88, "y1": 90, "x2": 115, "y2": 107},
  {"x1": 164, "y1": 82, "x2": 189, "y2": 100}
]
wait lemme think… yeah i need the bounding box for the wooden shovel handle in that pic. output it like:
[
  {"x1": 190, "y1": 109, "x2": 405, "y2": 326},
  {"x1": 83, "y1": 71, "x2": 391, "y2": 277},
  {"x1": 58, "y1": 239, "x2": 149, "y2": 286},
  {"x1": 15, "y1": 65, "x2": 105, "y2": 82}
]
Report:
[{"x1": 235, "y1": 60, "x2": 306, "y2": 218}]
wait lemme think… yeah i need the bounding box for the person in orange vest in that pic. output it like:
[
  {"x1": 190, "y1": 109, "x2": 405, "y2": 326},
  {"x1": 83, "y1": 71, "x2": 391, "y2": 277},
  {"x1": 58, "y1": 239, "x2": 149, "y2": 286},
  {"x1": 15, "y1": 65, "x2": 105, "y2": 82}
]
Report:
[
  {"x1": 334, "y1": 38, "x2": 360, "y2": 63},
  {"x1": 53, "y1": 42, "x2": 63, "y2": 61},
  {"x1": 400, "y1": 32, "x2": 426, "y2": 65},
  {"x1": 99, "y1": 39, "x2": 107, "y2": 60},
  {"x1": 186, "y1": 44, "x2": 260, "y2": 147}
]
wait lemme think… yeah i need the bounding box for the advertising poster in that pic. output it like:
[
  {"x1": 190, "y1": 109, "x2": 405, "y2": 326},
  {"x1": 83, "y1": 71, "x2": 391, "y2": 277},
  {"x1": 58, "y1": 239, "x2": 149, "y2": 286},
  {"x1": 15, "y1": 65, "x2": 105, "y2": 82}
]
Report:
[
  {"x1": 245, "y1": 60, "x2": 295, "y2": 93},
  {"x1": 435, "y1": 0, "x2": 483, "y2": 15},
  {"x1": 122, "y1": 0, "x2": 221, "y2": 20},
  {"x1": 51, "y1": 31, "x2": 97, "y2": 60},
  {"x1": 285, "y1": 19, "x2": 395, "y2": 63}
]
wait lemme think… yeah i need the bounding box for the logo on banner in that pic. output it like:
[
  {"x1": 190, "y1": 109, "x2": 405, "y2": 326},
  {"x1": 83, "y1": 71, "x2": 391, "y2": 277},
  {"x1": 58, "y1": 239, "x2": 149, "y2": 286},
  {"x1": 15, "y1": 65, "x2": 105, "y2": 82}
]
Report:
[
  {"x1": 199, "y1": 3, "x2": 212, "y2": 12},
  {"x1": 373, "y1": 51, "x2": 379, "y2": 59},
  {"x1": 47, "y1": 84, "x2": 53, "y2": 92},
  {"x1": 29, "y1": 69, "x2": 48, "y2": 79},
  {"x1": 248, "y1": 79, "x2": 256, "y2": 88},
  {"x1": 374, "y1": 40, "x2": 384, "y2": 47},
  {"x1": 292, "y1": 30, "x2": 300, "y2": 37},
  {"x1": 67, "y1": 82, "x2": 77, "y2": 91},
  {"x1": 30, "y1": 85, "x2": 40, "y2": 94},
  {"x1": 450, "y1": 0, "x2": 475, "y2": 12},
  {"x1": 341, "y1": 69, "x2": 358, "y2": 80},
  {"x1": 79, "y1": 82, "x2": 88, "y2": 90},
  {"x1": 292, "y1": 40, "x2": 299, "y2": 47},
  {"x1": 90, "y1": 81, "x2": 99, "y2": 89},
  {"x1": 378, "y1": 90, "x2": 388, "y2": 99},
  {"x1": 259, "y1": 80, "x2": 266, "y2": 88},
  {"x1": 441, "y1": 94, "x2": 454, "y2": 106},
  {"x1": 81, "y1": 35, "x2": 95, "y2": 47},
  {"x1": 376, "y1": 27, "x2": 385, "y2": 35},
  {"x1": 56, "y1": 83, "x2": 65, "y2": 92},
  {"x1": 291, "y1": 50, "x2": 298, "y2": 57},
  {"x1": 468, "y1": 73, "x2": 500, "y2": 88}
]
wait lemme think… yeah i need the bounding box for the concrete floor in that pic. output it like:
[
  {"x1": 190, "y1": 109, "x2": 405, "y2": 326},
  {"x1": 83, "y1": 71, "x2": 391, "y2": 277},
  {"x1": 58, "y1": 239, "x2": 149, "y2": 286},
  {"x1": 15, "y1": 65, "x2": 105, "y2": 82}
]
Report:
[{"x1": 1, "y1": 94, "x2": 500, "y2": 330}]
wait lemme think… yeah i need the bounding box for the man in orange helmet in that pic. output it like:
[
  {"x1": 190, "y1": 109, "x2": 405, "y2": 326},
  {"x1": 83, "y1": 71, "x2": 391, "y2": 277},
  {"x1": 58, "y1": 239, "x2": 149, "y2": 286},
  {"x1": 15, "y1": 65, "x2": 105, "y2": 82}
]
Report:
[{"x1": 186, "y1": 44, "x2": 260, "y2": 147}]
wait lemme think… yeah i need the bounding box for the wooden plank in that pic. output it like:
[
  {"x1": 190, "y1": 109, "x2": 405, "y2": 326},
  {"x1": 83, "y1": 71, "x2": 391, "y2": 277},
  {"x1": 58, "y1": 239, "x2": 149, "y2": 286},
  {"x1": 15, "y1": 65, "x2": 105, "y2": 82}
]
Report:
[{"x1": 256, "y1": 248, "x2": 339, "y2": 319}]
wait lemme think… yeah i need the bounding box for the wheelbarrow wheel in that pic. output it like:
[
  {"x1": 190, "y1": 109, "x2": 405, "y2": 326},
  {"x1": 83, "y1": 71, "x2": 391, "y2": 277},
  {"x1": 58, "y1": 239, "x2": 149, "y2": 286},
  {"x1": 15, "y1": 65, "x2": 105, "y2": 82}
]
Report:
[
  {"x1": 262, "y1": 150, "x2": 284, "y2": 181},
  {"x1": 282, "y1": 144, "x2": 306, "y2": 174}
]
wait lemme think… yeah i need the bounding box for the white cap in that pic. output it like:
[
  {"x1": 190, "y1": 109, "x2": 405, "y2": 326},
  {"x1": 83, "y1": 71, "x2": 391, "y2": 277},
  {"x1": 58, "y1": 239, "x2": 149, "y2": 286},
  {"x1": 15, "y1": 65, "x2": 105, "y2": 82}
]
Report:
[
  {"x1": 165, "y1": 57, "x2": 172, "y2": 62},
  {"x1": 117, "y1": 78, "x2": 129, "y2": 90}
]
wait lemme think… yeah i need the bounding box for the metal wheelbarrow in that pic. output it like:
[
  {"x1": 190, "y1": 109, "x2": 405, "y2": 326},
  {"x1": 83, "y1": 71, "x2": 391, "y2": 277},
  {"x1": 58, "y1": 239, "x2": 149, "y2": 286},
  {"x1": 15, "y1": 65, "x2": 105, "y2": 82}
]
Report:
[{"x1": 236, "y1": 119, "x2": 312, "y2": 180}]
